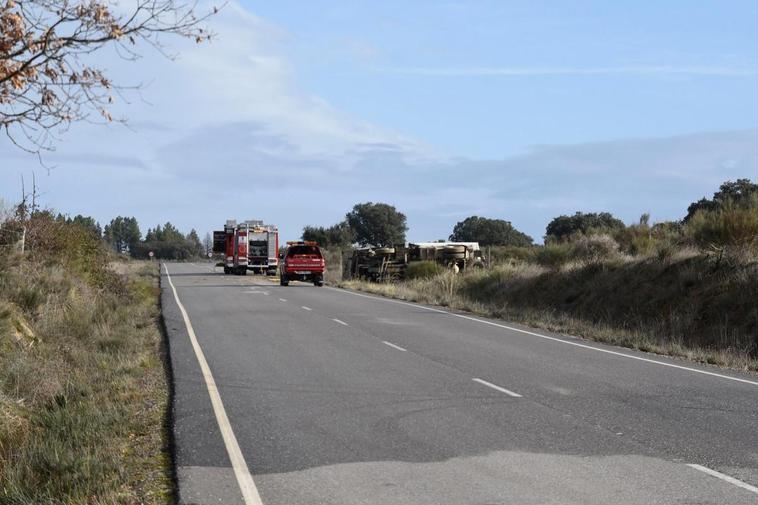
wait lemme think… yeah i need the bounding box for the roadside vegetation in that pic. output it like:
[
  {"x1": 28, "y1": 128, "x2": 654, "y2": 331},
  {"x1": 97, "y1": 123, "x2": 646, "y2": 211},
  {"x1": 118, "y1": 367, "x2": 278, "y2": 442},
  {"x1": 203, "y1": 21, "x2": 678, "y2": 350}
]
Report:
[
  {"x1": 0, "y1": 206, "x2": 172, "y2": 503},
  {"x1": 336, "y1": 179, "x2": 758, "y2": 372}
]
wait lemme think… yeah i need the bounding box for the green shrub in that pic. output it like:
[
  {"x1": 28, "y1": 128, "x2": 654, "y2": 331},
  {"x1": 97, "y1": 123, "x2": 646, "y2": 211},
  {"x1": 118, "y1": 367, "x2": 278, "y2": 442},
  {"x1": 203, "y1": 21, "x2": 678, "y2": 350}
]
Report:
[
  {"x1": 535, "y1": 243, "x2": 573, "y2": 270},
  {"x1": 685, "y1": 195, "x2": 758, "y2": 253},
  {"x1": 487, "y1": 245, "x2": 538, "y2": 265},
  {"x1": 545, "y1": 211, "x2": 625, "y2": 241},
  {"x1": 406, "y1": 261, "x2": 445, "y2": 279},
  {"x1": 614, "y1": 217, "x2": 652, "y2": 256}
]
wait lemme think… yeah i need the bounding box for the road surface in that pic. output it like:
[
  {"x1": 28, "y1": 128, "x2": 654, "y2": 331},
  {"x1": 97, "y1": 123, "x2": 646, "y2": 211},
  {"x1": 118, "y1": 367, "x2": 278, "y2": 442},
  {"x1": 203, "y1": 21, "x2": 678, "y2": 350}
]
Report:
[{"x1": 160, "y1": 262, "x2": 758, "y2": 505}]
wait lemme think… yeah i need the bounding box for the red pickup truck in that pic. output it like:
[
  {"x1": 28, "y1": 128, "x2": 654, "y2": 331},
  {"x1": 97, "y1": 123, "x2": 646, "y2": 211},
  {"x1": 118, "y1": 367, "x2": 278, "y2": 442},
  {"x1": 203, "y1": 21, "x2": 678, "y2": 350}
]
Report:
[{"x1": 280, "y1": 241, "x2": 325, "y2": 286}]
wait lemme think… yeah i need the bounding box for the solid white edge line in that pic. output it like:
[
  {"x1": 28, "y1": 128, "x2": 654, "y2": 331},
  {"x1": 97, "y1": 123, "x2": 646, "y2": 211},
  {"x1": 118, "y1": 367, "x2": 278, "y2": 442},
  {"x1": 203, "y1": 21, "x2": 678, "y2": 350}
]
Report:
[
  {"x1": 332, "y1": 318, "x2": 349, "y2": 326},
  {"x1": 164, "y1": 265, "x2": 264, "y2": 505},
  {"x1": 686, "y1": 464, "x2": 758, "y2": 495},
  {"x1": 381, "y1": 341, "x2": 407, "y2": 352},
  {"x1": 328, "y1": 287, "x2": 758, "y2": 387},
  {"x1": 301, "y1": 306, "x2": 312, "y2": 311},
  {"x1": 472, "y1": 378, "x2": 523, "y2": 398}
]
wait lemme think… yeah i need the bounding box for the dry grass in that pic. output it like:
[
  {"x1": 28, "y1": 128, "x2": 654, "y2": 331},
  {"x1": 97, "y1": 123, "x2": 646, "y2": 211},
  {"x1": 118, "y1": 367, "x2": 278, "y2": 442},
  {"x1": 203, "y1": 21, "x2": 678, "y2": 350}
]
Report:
[
  {"x1": 322, "y1": 248, "x2": 346, "y2": 285},
  {"x1": 340, "y1": 255, "x2": 758, "y2": 372},
  {"x1": 0, "y1": 255, "x2": 172, "y2": 504}
]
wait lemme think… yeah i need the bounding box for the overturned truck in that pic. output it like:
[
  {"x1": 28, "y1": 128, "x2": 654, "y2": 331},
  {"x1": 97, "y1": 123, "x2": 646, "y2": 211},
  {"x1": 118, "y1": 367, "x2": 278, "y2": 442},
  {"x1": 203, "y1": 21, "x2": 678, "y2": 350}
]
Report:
[{"x1": 345, "y1": 242, "x2": 484, "y2": 282}]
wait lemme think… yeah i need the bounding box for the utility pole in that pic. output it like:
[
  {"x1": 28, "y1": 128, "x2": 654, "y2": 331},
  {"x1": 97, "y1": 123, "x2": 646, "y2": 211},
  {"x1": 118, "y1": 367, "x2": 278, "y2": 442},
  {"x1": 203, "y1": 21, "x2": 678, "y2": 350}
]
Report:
[
  {"x1": 18, "y1": 172, "x2": 38, "y2": 254},
  {"x1": 19, "y1": 175, "x2": 26, "y2": 254}
]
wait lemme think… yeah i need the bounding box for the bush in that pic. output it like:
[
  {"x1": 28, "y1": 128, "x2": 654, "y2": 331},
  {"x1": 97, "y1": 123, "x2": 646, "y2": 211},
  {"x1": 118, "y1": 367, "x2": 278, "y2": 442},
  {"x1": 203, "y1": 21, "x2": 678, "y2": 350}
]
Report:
[
  {"x1": 685, "y1": 195, "x2": 758, "y2": 254},
  {"x1": 684, "y1": 178, "x2": 757, "y2": 222},
  {"x1": 487, "y1": 246, "x2": 538, "y2": 265},
  {"x1": 571, "y1": 234, "x2": 620, "y2": 265},
  {"x1": 21, "y1": 211, "x2": 117, "y2": 289},
  {"x1": 535, "y1": 243, "x2": 573, "y2": 271},
  {"x1": 406, "y1": 261, "x2": 445, "y2": 279},
  {"x1": 545, "y1": 211, "x2": 625, "y2": 241},
  {"x1": 449, "y1": 216, "x2": 533, "y2": 246}
]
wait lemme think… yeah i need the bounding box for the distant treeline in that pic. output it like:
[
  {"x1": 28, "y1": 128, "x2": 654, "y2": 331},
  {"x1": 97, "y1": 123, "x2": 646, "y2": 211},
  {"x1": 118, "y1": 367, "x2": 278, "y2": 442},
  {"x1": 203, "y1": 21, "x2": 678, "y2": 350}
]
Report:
[
  {"x1": 2, "y1": 212, "x2": 206, "y2": 260},
  {"x1": 100, "y1": 216, "x2": 207, "y2": 260},
  {"x1": 303, "y1": 179, "x2": 757, "y2": 254}
]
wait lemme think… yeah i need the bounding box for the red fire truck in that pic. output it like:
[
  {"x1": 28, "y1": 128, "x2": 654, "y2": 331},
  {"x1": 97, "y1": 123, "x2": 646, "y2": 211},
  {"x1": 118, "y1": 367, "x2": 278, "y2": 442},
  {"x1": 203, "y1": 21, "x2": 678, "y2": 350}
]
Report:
[
  {"x1": 214, "y1": 220, "x2": 279, "y2": 275},
  {"x1": 246, "y1": 220, "x2": 279, "y2": 275}
]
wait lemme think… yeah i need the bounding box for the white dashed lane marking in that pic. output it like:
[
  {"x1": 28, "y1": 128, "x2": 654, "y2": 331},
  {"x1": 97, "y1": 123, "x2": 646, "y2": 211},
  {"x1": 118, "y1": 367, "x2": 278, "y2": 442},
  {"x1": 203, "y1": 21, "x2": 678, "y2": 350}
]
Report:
[
  {"x1": 472, "y1": 378, "x2": 522, "y2": 398},
  {"x1": 687, "y1": 464, "x2": 758, "y2": 495},
  {"x1": 381, "y1": 341, "x2": 407, "y2": 352}
]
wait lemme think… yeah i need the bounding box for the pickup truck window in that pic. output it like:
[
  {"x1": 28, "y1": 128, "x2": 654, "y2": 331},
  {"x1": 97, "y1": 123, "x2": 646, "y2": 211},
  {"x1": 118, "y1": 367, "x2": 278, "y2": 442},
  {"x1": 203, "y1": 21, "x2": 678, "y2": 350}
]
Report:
[{"x1": 287, "y1": 245, "x2": 322, "y2": 257}]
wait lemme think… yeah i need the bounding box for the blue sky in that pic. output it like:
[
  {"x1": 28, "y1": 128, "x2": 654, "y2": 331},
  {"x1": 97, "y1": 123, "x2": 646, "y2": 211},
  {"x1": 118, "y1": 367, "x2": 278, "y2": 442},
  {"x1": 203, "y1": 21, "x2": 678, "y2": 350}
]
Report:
[
  {"x1": 1, "y1": 1, "x2": 757, "y2": 242},
  {"x1": 247, "y1": 0, "x2": 758, "y2": 157}
]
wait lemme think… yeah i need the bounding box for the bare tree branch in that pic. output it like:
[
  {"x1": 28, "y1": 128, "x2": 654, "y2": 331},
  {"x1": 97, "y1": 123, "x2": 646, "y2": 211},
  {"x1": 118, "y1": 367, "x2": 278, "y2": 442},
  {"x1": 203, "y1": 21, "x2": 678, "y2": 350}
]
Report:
[{"x1": 1, "y1": 0, "x2": 220, "y2": 154}]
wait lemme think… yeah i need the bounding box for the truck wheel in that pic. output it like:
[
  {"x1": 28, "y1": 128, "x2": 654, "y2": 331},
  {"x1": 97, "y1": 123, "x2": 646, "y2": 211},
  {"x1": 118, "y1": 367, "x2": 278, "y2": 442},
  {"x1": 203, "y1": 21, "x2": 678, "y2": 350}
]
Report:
[
  {"x1": 223, "y1": 267, "x2": 230, "y2": 274},
  {"x1": 280, "y1": 275, "x2": 289, "y2": 286},
  {"x1": 314, "y1": 277, "x2": 324, "y2": 287}
]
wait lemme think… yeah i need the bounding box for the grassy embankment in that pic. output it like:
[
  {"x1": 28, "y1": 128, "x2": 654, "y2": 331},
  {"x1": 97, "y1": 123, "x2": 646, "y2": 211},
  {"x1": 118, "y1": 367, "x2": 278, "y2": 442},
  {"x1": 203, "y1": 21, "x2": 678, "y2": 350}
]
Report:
[
  {"x1": 338, "y1": 202, "x2": 758, "y2": 372},
  {"x1": 0, "y1": 214, "x2": 172, "y2": 504}
]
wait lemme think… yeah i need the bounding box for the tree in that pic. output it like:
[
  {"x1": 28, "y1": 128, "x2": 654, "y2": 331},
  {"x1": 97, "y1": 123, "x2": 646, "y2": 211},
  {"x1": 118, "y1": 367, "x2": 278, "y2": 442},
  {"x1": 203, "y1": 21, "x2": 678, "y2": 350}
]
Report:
[
  {"x1": 302, "y1": 221, "x2": 355, "y2": 248},
  {"x1": 449, "y1": 216, "x2": 533, "y2": 246},
  {"x1": 55, "y1": 214, "x2": 103, "y2": 238},
  {"x1": 134, "y1": 221, "x2": 204, "y2": 259},
  {"x1": 345, "y1": 202, "x2": 407, "y2": 247},
  {"x1": 186, "y1": 228, "x2": 203, "y2": 256},
  {"x1": 203, "y1": 231, "x2": 212, "y2": 255},
  {"x1": 103, "y1": 216, "x2": 140, "y2": 253},
  {"x1": 70, "y1": 214, "x2": 101, "y2": 237},
  {"x1": 684, "y1": 179, "x2": 757, "y2": 222},
  {"x1": 1, "y1": 0, "x2": 217, "y2": 153},
  {"x1": 160, "y1": 221, "x2": 184, "y2": 243},
  {"x1": 302, "y1": 225, "x2": 328, "y2": 246},
  {"x1": 545, "y1": 212, "x2": 625, "y2": 242},
  {"x1": 54, "y1": 212, "x2": 101, "y2": 237}
]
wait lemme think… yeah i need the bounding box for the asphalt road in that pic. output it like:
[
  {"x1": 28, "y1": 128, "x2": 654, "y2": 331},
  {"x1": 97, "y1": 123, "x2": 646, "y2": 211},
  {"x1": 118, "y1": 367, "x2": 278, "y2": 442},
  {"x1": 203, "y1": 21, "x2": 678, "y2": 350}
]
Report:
[{"x1": 161, "y1": 262, "x2": 758, "y2": 505}]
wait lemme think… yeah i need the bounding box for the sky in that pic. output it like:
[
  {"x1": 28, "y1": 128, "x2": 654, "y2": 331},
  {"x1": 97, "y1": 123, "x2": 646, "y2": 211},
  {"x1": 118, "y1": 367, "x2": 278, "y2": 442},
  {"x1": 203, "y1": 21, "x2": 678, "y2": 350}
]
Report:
[{"x1": 1, "y1": 0, "x2": 757, "y2": 243}]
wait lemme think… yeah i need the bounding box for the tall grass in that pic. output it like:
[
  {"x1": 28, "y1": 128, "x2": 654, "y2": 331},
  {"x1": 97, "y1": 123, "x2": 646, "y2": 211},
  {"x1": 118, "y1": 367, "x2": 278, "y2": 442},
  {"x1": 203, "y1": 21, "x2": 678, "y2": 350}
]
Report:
[
  {"x1": 406, "y1": 261, "x2": 445, "y2": 279},
  {"x1": 684, "y1": 194, "x2": 758, "y2": 260},
  {"x1": 0, "y1": 214, "x2": 172, "y2": 504}
]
